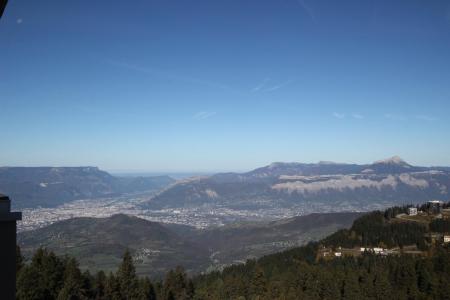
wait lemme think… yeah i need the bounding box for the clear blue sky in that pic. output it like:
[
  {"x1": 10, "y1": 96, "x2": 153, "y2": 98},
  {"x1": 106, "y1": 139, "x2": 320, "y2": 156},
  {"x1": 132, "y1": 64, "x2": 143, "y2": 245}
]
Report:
[{"x1": 1, "y1": 0, "x2": 450, "y2": 172}]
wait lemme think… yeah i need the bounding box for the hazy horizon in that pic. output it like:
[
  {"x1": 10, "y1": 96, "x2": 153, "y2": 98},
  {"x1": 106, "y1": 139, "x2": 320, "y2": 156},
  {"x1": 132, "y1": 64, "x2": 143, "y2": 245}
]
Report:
[{"x1": 1, "y1": 154, "x2": 450, "y2": 175}]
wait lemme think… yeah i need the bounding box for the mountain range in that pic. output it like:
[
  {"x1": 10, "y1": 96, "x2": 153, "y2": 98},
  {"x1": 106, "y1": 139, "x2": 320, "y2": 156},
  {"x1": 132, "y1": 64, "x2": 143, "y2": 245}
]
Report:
[
  {"x1": 143, "y1": 156, "x2": 450, "y2": 211},
  {"x1": 18, "y1": 212, "x2": 362, "y2": 276},
  {"x1": 0, "y1": 167, "x2": 175, "y2": 209},
  {"x1": 3, "y1": 156, "x2": 450, "y2": 215}
]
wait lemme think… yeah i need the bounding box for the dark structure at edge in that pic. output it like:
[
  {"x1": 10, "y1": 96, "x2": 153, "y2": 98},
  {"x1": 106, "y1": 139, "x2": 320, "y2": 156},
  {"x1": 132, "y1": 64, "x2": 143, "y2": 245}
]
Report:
[{"x1": 0, "y1": 194, "x2": 22, "y2": 300}]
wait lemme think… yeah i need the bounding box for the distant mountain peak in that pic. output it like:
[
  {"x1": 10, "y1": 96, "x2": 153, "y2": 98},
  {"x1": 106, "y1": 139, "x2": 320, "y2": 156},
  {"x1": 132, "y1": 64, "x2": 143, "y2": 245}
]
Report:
[{"x1": 373, "y1": 156, "x2": 410, "y2": 166}]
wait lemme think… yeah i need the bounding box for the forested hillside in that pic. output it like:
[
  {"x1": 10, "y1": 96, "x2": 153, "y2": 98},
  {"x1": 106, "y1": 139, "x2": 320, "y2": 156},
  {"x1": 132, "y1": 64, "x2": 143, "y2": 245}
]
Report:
[
  {"x1": 16, "y1": 202, "x2": 450, "y2": 299},
  {"x1": 194, "y1": 203, "x2": 450, "y2": 299},
  {"x1": 194, "y1": 247, "x2": 450, "y2": 299}
]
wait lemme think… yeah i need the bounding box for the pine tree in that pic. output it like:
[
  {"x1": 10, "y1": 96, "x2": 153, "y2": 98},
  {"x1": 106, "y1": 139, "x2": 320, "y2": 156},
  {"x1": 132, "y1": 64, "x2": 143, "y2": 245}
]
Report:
[
  {"x1": 16, "y1": 245, "x2": 24, "y2": 274},
  {"x1": 81, "y1": 270, "x2": 95, "y2": 299},
  {"x1": 249, "y1": 265, "x2": 267, "y2": 299},
  {"x1": 186, "y1": 278, "x2": 195, "y2": 300},
  {"x1": 372, "y1": 268, "x2": 391, "y2": 300},
  {"x1": 167, "y1": 290, "x2": 175, "y2": 300},
  {"x1": 341, "y1": 272, "x2": 361, "y2": 300},
  {"x1": 117, "y1": 250, "x2": 139, "y2": 299},
  {"x1": 57, "y1": 258, "x2": 86, "y2": 300},
  {"x1": 104, "y1": 272, "x2": 122, "y2": 300},
  {"x1": 18, "y1": 248, "x2": 66, "y2": 299},
  {"x1": 163, "y1": 266, "x2": 192, "y2": 300},
  {"x1": 417, "y1": 260, "x2": 434, "y2": 296},
  {"x1": 318, "y1": 269, "x2": 340, "y2": 300},
  {"x1": 138, "y1": 277, "x2": 157, "y2": 300},
  {"x1": 92, "y1": 271, "x2": 107, "y2": 299},
  {"x1": 16, "y1": 265, "x2": 49, "y2": 300}
]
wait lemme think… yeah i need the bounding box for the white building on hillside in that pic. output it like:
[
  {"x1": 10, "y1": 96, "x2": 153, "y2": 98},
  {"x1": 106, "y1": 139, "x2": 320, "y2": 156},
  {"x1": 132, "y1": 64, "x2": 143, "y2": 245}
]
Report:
[{"x1": 408, "y1": 207, "x2": 418, "y2": 216}]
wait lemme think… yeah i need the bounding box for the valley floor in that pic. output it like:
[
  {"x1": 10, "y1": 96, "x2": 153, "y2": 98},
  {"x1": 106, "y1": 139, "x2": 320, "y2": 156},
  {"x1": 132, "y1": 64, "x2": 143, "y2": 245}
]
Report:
[{"x1": 18, "y1": 192, "x2": 393, "y2": 232}]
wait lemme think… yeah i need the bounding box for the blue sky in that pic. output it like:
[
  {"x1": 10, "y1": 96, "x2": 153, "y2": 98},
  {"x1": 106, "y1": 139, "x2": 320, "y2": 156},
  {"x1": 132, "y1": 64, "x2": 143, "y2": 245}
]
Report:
[{"x1": 1, "y1": 0, "x2": 450, "y2": 172}]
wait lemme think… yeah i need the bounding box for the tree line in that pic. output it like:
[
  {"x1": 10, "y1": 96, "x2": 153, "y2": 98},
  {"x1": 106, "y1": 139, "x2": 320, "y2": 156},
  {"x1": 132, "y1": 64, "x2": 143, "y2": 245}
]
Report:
[
  {"x1": 16, "y1": 244, "x2": 450, "y2": 300},
  {"x1": 194, "y1": 246, "x2": 450, "y2": 299},
  {"x1": 16, "y1": 247, "x2": 193, "y2": 300}
]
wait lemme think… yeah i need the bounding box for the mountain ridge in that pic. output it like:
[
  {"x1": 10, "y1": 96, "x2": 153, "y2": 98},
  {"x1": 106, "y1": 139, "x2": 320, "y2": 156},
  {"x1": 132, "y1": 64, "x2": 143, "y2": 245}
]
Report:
[
  {"x1": 0, "y1": 167, "x2": 175, "y2": 209},
  {"x1": 144, "y1": 157, "x2": 450, "y2": 212}
]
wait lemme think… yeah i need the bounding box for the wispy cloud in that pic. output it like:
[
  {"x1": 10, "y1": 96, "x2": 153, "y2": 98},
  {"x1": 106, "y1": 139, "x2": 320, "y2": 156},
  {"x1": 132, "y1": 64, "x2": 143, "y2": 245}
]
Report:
[
  {"x1": 16, "y1": 18, "x2": 23, "y2": 24},
  {"x1": 384, "y1": 114, "x2": 407, "y2": 121},
  {"x1": 332, "y1": 113, "x2": 436, "y2": 122},
  {"x1": 252, "y1": 78, "x2": 293, "y2": 93},
  {"x1": 296, "y1": 0, "x2": 316, "y2": 23},
  {"x1": 333, "y1": 112, "x2": 346, "y2": 119},
  {"x1": 107, "y1": 60, "x2": 236, "y2": 92},
  {"x1": 252, "y1": 78, "x2": 270, "y2": 92},
  {"x1": 193, "y1": 111, "x2": 217, "y2": 120},
  {"x1": 264, "y1": 80, "x2": 294, "y2": 92},
  {"x1": 415, "y1": 115, "x2": 438, "y2": 122}
]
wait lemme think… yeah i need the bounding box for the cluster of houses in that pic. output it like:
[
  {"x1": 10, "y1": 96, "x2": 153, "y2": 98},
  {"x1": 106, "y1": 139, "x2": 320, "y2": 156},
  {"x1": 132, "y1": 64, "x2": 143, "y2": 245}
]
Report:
[
  {"x1": 319, "y1": 200, "x2": 450, "y2": 260},
  {"x1": 359, "y1": 247, "x2": 392, "y2": 255},
  {"x1": 405, "y1": 200, "x2": 450, "y2": 244},
  {"x1": 320, "y1": 246, "x2": 392, "y2": 259},
  {"x1": 320, "y1": 244, "x2": 436, "y2": 259},
  {"x1": 428, "y1": 232, "x2": 450, "y2": 245},
  {"x1": 407, "y1": 200, "x2": 445, "y2": 216}
]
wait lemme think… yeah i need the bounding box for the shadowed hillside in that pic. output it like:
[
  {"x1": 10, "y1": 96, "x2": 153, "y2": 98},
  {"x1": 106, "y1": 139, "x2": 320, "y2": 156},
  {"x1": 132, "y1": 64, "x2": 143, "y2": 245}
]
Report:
[
  {"x1": 18, "y1": 212, "x2": 362, "y2": 276},
  {"x1": 18, "y1": 214, "x2": 208, "y2": 276}
]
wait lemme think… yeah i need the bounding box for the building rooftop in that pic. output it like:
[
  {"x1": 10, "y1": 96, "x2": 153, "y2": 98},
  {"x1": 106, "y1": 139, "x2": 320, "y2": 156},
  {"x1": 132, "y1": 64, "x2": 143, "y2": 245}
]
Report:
[{"x1": 428, "y1": 200, "x2": 444, "y2": 204}]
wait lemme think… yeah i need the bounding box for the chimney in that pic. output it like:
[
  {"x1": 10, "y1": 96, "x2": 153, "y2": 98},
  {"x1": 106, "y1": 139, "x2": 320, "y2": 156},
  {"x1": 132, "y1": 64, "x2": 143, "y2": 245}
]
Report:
[{"x1": 0, "y1": 194, "x2": 22, "y2": 300}]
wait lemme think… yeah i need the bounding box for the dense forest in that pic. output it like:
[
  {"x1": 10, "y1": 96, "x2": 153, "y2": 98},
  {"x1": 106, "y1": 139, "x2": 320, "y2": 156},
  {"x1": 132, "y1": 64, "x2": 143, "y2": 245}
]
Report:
[
  {"x1": 16, "y1": 247, "x2": 194, "y2": 300},
  {"x1": 321, "y1": 210, "x2": 428, "y2": 249},
  {"x1": 16, "y1": 202, "x2": 450, "y2": 300},
  {"x1": 194, "y1": 247, "x2": 450, "y2": 299}
]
